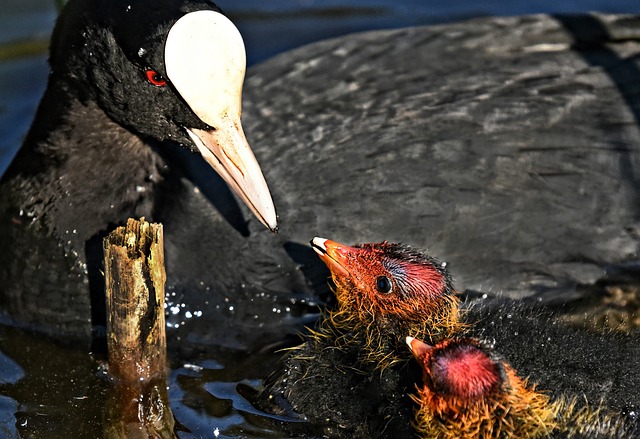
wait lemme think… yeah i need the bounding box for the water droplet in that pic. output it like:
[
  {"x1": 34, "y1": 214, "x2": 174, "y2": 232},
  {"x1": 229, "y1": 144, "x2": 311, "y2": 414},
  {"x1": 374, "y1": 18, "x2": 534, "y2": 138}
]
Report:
[{"x1": 184, "y1": 363, "x2": 203, "y2": 373}]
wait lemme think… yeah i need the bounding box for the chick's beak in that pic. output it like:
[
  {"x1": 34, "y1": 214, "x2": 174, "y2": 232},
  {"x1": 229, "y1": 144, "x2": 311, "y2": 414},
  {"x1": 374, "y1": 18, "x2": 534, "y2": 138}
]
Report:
[
  {"x1": 310, "y1": 237, "x2": 354, "y2": 278},
  {"x1": 406, "y1": 336, "x2": 433, "y2": 360}
]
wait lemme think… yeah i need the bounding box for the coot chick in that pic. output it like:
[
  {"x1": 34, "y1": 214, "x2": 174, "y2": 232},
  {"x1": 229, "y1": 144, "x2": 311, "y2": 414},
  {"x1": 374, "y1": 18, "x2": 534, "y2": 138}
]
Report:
[
  {"x1": 309, "y1": 237, "x2": 460, "y2": 368},
  {"x1": 261, "y1": 238, "x2": 640, "y2": 436},
  {"x1": 463, "y1": 296, "x2": 640, "y2": 415},
  {"x1": 0, "y1": 0, "x2": 276, "y2": 339},
  {"x1": 261, "y1": 237, "x2": 460, "y2": 438},
  {"x1": 406, "y1": 336, "x2": 640, "y2": 439}
]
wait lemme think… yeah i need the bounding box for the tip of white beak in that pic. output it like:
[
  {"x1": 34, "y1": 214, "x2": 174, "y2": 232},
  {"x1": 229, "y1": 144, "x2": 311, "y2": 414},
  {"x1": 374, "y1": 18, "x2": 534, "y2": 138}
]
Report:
[
  {"x1": 405, "y1": 336, "x2": 416, "y2": 348},
  {"x1": 310, "y1": 237, "x2": 328, "y2": 254},
  {"x1": 311, "y1": 237, "x2": 327, "y2": 247},
  {"x1": 264, "y1": 214, "x2": 278, "y2": 233}
]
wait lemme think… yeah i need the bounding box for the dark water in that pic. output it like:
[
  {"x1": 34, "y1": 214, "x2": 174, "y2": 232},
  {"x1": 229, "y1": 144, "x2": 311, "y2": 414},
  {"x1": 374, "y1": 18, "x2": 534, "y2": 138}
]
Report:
[{"x1": 1, "y1": 1, "x2": 640, "y2": 437}]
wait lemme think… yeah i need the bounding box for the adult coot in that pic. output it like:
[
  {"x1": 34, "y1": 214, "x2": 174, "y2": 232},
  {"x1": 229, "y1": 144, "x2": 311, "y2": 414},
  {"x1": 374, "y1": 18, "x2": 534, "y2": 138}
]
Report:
[
  {"x1": 0, "y1": 0, "x2": 277, "y2": 339},
  {"x1": 238, "y1": 13, "x2": 640, "y2": 304},
  {"x1": 151, "y1": 13, "x2": 640, "y2": 350},
  {"x1": 3, "y1": 12, "x2": 640, "y2": 347}
]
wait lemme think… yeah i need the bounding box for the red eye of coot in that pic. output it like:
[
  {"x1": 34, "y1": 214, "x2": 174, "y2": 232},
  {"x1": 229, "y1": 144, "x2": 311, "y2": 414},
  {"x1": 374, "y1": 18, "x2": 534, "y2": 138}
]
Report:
[{"x1": 145, "y1": 69, "x2": 167, "y2": 87}]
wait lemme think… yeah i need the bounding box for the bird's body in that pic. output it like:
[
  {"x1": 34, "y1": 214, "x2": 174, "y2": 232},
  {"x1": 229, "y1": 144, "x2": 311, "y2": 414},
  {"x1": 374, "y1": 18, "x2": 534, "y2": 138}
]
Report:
[
  {"x1": 0, "y1": 0, "x2": 281, "y2": 341},
  {"x1": 263, "y1": 238, "x2": 640, "y2": 437},
  {"x1": 407, "y1": 336, "x2": 640, "y2": 439},
  {"x1": 177, "y1": 12, "x2": 640, "y2": 351},
  {"x1": 1, "y1": 9, "x2": 639, "y2": 355},
  {"x1": 462, "y1": 297, "x2": 640, "y2": 415},
  {"x1": 239, "y1": 13, "x2": 640, "y2": 305}
]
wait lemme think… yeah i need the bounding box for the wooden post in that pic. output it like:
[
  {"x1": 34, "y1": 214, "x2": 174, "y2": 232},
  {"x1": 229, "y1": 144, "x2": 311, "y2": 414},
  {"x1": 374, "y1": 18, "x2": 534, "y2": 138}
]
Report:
[{"x1": 102, "y1": 218, "x2": 176, "y2": 438}]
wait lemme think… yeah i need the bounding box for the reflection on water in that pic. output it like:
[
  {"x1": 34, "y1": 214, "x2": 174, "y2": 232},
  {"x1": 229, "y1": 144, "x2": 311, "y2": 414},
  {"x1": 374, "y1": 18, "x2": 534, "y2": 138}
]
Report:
[
  {"x1": 0, "y1": 324, "x2": 310, "y2": 438},
  {"x1": 1, "y1": 0, "x2": 640, "y2": 437},
  {"x1": 0, "y1": 326, "x2": 104, "y2": 438}
]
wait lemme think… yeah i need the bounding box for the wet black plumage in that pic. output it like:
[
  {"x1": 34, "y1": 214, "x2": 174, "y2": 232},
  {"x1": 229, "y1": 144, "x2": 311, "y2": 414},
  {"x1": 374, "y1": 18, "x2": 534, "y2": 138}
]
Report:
[
  {"x1": 0, "y1": 0, "x2": 281, "y2": 341},
  {"x1": 407, "y1": 336, "x2": 640, "y2": 439},
  {"x1": 262, "y1": 239, "x2": 640, "y2": 437},
  {"x1": 462, "y1": 296, "x2": 640, "y2": 415},
  {"x1": 2, "y1": 10, "x2": 640, "y2": 355}
]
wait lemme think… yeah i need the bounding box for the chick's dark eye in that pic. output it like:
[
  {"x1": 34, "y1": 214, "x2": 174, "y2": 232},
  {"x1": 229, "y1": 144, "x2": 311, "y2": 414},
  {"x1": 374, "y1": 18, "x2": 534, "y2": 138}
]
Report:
[
  {"x1": 375, "y1": 276, "x2": 393, "y2": 294},
  {"x1": 145, "y1": 69, "x2": 167, "y2": 87}
]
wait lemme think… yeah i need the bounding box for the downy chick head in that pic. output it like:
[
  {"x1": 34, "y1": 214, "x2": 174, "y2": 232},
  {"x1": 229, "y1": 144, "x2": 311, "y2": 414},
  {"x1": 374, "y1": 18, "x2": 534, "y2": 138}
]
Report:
[{"x1": 406, "y1": 336, "x2": 556, "y2": 439}]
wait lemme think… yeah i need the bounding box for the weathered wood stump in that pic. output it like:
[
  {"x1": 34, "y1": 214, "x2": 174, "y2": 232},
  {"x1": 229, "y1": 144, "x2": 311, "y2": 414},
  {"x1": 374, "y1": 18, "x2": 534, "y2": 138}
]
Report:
[{"x1": 102, "y1": 218, "x2": 176, "y2": 438}]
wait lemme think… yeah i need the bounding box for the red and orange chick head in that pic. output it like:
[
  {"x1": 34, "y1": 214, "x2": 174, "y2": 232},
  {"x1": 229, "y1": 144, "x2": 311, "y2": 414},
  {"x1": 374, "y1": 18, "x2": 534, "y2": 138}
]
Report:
[
  {"x1": 406, "y1": 336, "x2": 555, "y2": 439},
  {"x1": 310, "y1": 237, "x2": 460, "y2": 367}
]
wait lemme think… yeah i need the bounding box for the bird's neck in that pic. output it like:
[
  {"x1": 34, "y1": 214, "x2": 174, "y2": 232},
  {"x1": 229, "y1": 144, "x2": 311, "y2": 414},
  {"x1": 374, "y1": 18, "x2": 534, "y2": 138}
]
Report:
[
  {"x1": 2, "y1": 81, "x2": 166, "y2": 250},
  {"x1": 311, "y1": 294, "x2": 462, "y2": 370}
]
